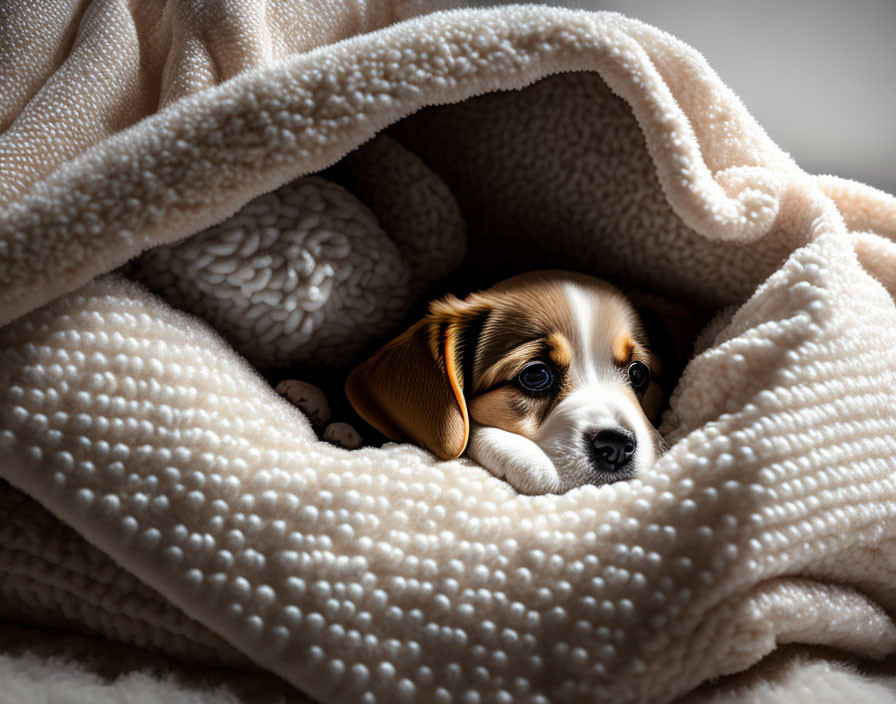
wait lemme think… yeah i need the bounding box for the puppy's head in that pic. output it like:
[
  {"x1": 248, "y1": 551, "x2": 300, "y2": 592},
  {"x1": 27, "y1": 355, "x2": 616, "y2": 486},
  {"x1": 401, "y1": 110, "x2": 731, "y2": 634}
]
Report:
[{"x1": 346, "y1": 270, "x2": 675, "y2": 491}]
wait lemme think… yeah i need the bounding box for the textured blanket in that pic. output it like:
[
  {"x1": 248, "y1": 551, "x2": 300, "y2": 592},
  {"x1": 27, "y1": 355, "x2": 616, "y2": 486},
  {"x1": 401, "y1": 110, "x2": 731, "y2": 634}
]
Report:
[{"x1": 3, "y1": 1, "x2": 896, "y2": 702}]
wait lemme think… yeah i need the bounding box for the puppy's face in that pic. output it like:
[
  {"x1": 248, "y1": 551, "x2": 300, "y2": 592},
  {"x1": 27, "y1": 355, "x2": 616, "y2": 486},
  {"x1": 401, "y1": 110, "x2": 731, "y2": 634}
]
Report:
[
  {"x1": 465, "y1": 273, "x2": 663, "y2": 490},
  {"x1": 346, "y1": 271, "x2": 668, "y2": 494}
]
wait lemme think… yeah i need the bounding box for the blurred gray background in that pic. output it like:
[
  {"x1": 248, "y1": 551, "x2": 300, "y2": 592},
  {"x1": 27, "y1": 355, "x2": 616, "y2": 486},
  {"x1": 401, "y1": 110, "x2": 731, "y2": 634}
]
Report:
[{"x1": 471, "y1": 0, "x2": 896, "y2": 195}]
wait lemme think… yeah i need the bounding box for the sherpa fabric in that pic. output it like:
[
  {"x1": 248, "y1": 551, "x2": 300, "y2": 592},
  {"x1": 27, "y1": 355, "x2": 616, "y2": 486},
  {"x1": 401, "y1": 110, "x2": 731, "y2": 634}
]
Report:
[
  {"x1": 130, "y1": 138, "x2": 466, "y2": 368},
  {"x1": 3, "y1": 1, "x2": 896, "y2": 703}
]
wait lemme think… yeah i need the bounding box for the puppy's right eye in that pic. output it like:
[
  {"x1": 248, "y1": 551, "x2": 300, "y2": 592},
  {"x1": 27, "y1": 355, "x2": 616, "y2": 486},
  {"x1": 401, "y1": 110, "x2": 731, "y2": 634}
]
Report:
[{"x1": 518, "y1": 362, "x2": 554, "y2": 392}]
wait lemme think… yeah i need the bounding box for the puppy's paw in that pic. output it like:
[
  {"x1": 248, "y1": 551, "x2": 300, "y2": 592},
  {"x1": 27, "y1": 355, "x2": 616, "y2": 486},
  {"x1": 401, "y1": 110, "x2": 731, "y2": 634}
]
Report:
[
  {"x1": 323, "y1": 422, "x2": 363, "y2": 450},
  {"x1": 275, "y1": 379, "x2": 331, "y2": 433},
  {"x1": 467, "y1": 424, "x2": 562, "y2": 495},
  {"x1": 276, "y1": 380, "x2": 365, "y2": 450}
]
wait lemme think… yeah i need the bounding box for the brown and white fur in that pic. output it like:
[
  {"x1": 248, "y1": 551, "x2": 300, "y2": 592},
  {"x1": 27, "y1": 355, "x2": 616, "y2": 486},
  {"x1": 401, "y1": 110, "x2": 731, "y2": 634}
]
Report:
[{"x1": 345, "y1": 270, "x2": 677, "y2": 495}]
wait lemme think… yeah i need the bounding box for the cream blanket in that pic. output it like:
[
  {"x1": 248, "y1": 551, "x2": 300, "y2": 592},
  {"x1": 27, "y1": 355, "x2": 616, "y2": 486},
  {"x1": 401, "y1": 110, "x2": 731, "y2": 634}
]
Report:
[{"x1": 3, "y1": 2, "x2": 896, "y2": 702}]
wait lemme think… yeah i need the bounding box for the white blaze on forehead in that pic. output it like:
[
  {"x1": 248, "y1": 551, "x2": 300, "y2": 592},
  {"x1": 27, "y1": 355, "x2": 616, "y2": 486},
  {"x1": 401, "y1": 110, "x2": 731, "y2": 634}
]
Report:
[
  {"x1": 468, "y1": 274, "x2": 660, "y2": 491},
  {"x1": 562, "y1": 282, "x2": 634, "y2": 386},
  {"x1": 527, "y1": 283, "x2": 658, "y2": 487}
]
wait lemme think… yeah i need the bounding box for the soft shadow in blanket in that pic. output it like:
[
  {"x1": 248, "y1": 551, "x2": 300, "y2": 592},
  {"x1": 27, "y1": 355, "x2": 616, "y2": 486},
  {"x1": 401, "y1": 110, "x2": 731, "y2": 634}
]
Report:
[{"x1": 130, "y1": 72, "x2": 742, "y2": 477}]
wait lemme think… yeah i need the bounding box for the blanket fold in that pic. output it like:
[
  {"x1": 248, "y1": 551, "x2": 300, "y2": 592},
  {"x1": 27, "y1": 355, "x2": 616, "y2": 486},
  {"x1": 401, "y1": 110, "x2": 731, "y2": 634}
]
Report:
[{"x1": 3, "y1": 2, "x2": 896, "y2": 703}]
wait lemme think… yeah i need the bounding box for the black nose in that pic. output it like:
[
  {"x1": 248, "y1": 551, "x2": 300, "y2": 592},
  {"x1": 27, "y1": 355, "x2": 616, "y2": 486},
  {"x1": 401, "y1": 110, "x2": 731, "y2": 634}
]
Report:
[{"x1": 589, "y1": 428, "x2": 637, "y2": 472}]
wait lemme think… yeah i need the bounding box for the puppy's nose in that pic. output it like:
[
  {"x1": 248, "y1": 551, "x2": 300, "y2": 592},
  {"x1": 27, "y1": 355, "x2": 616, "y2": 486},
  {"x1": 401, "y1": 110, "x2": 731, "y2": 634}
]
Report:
[{"x1": 589, "y1": 428, "x2": 637, "y2": 472}]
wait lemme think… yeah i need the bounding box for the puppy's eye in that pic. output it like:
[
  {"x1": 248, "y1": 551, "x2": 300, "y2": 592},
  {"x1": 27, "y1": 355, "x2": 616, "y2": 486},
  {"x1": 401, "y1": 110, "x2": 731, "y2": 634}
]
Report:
[
  {"x1": 627, "y1": 361, "x2": 650, "y2": 391},
  {"x1": 518, "y1": 362, "x2": 554, "y2": 392}
]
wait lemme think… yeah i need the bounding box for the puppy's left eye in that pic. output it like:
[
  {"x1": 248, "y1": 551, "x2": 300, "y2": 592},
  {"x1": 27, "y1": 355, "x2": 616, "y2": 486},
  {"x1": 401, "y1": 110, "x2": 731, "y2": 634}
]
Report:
[
  {"x1": 518, "y1": 362, "x2": 554, "y2": 392},
  {"x1": 627, "y1": 361, "x2": 650, "y2": 391}
]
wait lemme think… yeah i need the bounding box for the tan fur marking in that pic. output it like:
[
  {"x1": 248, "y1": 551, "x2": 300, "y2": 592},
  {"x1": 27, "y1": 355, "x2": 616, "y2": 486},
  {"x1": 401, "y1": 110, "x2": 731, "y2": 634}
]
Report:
[
  {"x1": 469, "y1": 387, "x2": 540, "y2": 437},
  {"x1": 547, "y1": 332, "x2": 572, "y2": 368},
  {"x1": 612, "y1": 333, "x2": 636, "y2": 366}
]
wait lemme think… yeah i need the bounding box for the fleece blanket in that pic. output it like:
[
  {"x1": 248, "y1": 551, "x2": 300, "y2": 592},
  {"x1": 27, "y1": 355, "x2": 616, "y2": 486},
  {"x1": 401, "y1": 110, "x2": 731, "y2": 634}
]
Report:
[{"x1": 3, "y1": 1, "x2": 896, "y2": 702}]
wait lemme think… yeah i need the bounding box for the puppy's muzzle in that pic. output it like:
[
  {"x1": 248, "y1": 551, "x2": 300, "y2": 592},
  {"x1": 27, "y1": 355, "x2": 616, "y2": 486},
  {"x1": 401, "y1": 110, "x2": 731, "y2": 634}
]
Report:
[{"x1": 589, "y1": 427, "x2": 637, "y2": 473}]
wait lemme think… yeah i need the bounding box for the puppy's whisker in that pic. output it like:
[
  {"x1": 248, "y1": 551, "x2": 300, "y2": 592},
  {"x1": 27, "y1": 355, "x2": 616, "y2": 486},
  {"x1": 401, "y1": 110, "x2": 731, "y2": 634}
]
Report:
[{"x1": 653, "y1": 427, "x2": 670, "y2": 454}]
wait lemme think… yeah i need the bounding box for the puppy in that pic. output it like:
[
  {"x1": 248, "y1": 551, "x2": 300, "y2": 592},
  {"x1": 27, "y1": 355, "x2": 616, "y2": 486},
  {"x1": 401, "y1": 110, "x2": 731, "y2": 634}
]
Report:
[{"x1": 345, "y1": 270, "x2": 681, "y2": 494}]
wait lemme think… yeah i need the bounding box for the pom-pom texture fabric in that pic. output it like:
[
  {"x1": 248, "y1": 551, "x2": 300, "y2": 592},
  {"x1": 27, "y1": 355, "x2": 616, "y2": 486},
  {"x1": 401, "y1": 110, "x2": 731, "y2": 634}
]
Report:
[{"x1": 2, "y1": 2, "x2": 896, "y2": 702}]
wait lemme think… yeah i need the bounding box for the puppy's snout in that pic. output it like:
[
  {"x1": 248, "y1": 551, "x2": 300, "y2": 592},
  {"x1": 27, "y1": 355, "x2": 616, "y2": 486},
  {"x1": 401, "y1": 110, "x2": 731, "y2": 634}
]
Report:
[{"x1": 589, "y1": 427, "x2": 636, "y2": 472}]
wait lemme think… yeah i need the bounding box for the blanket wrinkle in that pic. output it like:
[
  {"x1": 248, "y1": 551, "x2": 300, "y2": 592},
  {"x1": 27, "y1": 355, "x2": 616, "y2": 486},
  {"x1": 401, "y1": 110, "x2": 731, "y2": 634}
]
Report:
[
  {"x1": 0, "y1": 480, "x2": 247, "y2": 668},
  {"x1": 817, "y1": 175, "x2": 896, "y2": 241},
  {"x1": 0, "y1": 0, "x2": 446, "y2": 206},
  {"x1": 0, "y1": 5, "x2": 825, "y2": 326},
  {"x1": 0, "y1": 622, "x2": 311, "y2": 704},
  {"x1": 385, "y1": 69, "x2": 817, "y2": 306},
  {"x1": 0, "y1": 0, "x2": 88, "y2": 132},
  {"x1": 677, "y1": 644, "x2": 896, "y2": 704},
  {"x1": 3, "y1": 3, "x2": 896, "y2": 704}
]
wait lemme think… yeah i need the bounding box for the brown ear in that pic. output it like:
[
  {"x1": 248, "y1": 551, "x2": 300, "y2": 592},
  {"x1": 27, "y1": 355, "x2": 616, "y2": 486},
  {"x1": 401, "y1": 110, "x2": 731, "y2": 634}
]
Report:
[{"x1": 345, "y1": 295, "x2": 490, "y2": 460}]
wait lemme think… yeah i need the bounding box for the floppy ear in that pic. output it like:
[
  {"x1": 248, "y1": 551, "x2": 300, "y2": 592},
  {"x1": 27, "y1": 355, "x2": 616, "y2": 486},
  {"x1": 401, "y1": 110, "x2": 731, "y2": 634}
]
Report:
[{"x1": 345, "y1": 295, "x2": 490, "y2": 460}]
